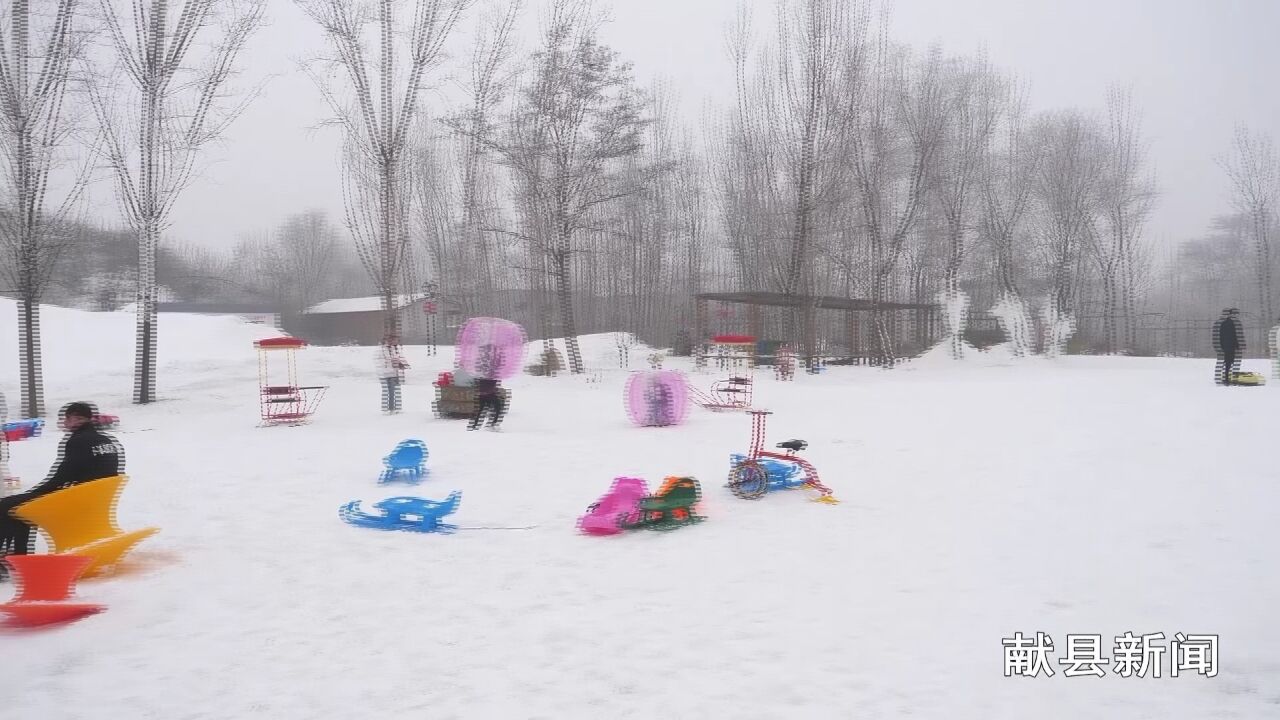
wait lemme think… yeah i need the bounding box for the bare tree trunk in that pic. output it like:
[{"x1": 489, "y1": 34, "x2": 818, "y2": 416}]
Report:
[
  {"x1": 94, "y1": 0, "x2": 265, "y2": 404},
  {"x1": 135, "y1": 33, "x2": 162, "y2": 403},
  {"x1": 1, "y1": 0, "x2": 84, "y2": 417}
]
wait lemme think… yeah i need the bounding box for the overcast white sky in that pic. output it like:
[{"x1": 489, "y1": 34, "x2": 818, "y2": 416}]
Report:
[{"x1": 108, "y1": 0, "x2": 1280, "y2": 251}]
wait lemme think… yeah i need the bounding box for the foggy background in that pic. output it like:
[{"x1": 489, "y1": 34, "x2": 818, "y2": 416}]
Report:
[{"x1": 122, "y1": 0, "x2": 1280, "y2": 251}]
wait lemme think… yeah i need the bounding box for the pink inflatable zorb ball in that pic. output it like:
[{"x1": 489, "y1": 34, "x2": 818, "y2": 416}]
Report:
[
  {"x1": 456, "y1": 317, "x2": 527, "y2": 380},
  {"x1": 624, "y1": 370, "x2": 690, "y2": 427}
]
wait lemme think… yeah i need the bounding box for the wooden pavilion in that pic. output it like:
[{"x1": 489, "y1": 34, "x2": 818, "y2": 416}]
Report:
[{"x1": 693, "y1": 291, "x2": 940, "y2": 366}]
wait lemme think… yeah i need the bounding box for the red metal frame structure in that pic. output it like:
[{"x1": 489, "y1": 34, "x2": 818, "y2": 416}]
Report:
[
  {"x1": 729, "y1": 410, "x2": 837, "y2": 503},
  {"x1": 709, "y1": 334, "x2": 757, "y2": 371},
  {"x1": 255, "y1": 337, "x2": 327, "y2": 425},
  {"x1": 688, "y1": 334, "x2": 756, "y2": 412}
]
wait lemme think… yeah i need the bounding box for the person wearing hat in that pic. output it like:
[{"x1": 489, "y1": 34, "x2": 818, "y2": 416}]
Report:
[
  {"x1": 1212, "y1": 308, "x2": 1245, "y2": 385},
  {"x1": 376, "y1": 336, "x2": 410, "y2": 414},
  {"x1": 0, "y1": 402, "x2": 123, "y2": 576}
]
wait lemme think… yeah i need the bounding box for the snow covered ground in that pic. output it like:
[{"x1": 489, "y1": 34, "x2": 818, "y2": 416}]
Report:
[{"x1": 1, "y1": 300, "x2": 1277, "y2": 719}]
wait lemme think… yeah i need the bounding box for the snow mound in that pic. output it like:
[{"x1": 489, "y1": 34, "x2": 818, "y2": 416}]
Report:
[
  {"x1": 906, "y1": 338, "x2": 1037, "y2": 368},
  {"x1": 909, "y1": 338, "x2": 983, "y2": 365},
  {"x1": 0, "y1": 299, "x2": 284, "y2": 391},
  {"x1": 526, "y1": 332, "x2": 668, "y2": 370}
]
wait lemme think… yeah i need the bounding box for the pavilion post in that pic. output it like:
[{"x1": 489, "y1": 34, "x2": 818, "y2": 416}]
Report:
[
  {"x1": 746, "y1": 302, "x2": 762, "y2": 366},
  {"x1": 802, "y1": 301, "x2": 817, "y2": 371},
  {"x1": 694, "y1": 296, "x2": 707, "y2": 369},
  {"x1": 847, "y1": 309, "x2": 860, "y2": 365}
]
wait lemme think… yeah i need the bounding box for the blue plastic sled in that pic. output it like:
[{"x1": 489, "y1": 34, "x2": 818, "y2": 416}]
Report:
[
  {"x1": 2, "y1": 418, "x2": 44, "y2": 441},
  {"x1": 379, "y1": 439, "x2": 429, "y2": 484},
  {"x1": 340, "y1": 491, "x2": 461, "y2": 533},
  {"x1": 728, "y1": 453, "x2": 807, "y2": 491}
]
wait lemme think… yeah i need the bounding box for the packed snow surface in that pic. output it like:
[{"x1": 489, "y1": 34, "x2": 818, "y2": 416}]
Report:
[{"x1": 1, "y1": 300, "x2": 1277, "y2": 719}]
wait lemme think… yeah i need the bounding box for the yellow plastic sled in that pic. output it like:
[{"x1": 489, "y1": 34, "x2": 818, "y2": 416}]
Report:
[
  {"x1": 1229, "y1": 372, "x2": 1267, "y2": 386},
  {"x1": 11, "y1": 475, "x2": 159, "y2": 577}
]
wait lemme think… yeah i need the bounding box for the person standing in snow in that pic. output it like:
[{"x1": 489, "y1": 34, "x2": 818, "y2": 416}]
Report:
[
  {"x1": 1212, "y1": 308, "x2": 1245, "y2": 385},
  {"x1": 377, "y1": 337, "x2": 410, "y2": 413},
  {"x1": 0, "y1": 402, "x2": 123, "y2": 578},
  {"x1": 468, "y1": 377, "x2": 505, "y2": 431}
]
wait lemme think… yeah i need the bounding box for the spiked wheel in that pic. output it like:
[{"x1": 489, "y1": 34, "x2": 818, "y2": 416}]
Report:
[{"x1": 728, "y1": 460, "x2": 769, "y2": 499}]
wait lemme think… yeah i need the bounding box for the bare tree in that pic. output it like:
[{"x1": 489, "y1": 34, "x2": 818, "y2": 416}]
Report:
[
  {"x1": 272, "y1": 210, "x2": 344, "y2": 312},
  {"x1": 297, "y1": 0, "x2": 474, "y2": 343},
  {"x1": 848, "y1": 37, "x2": 949, "y2": 366},
  {"x1": 0, "y1": 0, "x2": 91, "y2": 417},
  {"x1": 713, "y1": 6, "x2": 785, "y2": 294},
  {"x1": 1091, "y1": 87, "x2": 1155, "y2": 353},
  {"x1": 978, "y1": 81, "x2": 1038, "y2": 355},
  {"x1": 447, "y1": 0, "x2": 520, "y2": 318},
  {"x1": 1034, "y1": 111, "x2": 1104, "y2": 316},
  {"x1": 674, "y1": 127, "x2": 706, "y2": 349},
  {"x1": 608, "y1": 81, "x2": 679, "y2": 345},
  {"x1": 772, "y1": 0, "x2": 862, "y2": 298},
  {"x1": 489, "y1": 0, "x2": 647, "y2": 373},
  {"x1": 930, "y1": 53, "x2": 1000, "y2": 358},
  {"x1": 90, "y1": 0, "x2": 265, "y2": 404},
  {"x1": 411, "y1": 130, "x2": 460, "y2": 309},
  {"x1": 1218, "y1": 125, "x2": 1277, "y2": 323},
  {"x1": 979, "y1": 95, "x2": 1032, "y2": 298}
]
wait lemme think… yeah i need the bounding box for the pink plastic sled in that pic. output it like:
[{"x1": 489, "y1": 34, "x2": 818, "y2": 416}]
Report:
[{"x1": 577, "y1": 477, "x2": 651, "y2": 536}]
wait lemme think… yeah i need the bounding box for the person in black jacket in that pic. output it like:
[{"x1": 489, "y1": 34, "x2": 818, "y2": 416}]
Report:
[
  {"x1": 467, "y1": 377, "x2": 506, "y2": 431},
  {"x1": 0, "y1": 402, "x2": 123, "y2": 575},
  {"x1": 1212, "y1": 308, "x2": 1245, "y2": 385}
]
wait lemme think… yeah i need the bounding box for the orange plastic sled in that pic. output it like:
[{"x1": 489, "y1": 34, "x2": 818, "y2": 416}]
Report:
[{"x1": 1, "y1": 554, "x2": 104, "y2": 628}]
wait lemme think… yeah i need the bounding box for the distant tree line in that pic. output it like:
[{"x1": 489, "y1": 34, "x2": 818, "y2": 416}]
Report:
[{"x1": 3, "y1": 0, "x2": 1277, "y2": 416}]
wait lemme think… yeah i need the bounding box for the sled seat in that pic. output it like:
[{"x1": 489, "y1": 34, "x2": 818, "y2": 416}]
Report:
[
  {"x1": 637, "y1": 476, "x2": 698, "y2": 510},
  {"x1": 11, "y1": 475, "x2": 159, "y2": 577},
  {"x1": 380, "y1": 440, "x2": 428, "y2": 484},
  {"x1": 0, "y1": 554, "x2": 106, "y2": 628}
]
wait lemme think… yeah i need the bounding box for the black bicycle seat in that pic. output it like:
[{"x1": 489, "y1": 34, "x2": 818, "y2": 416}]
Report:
[{"x1": 777, "y1": 439, "x2": 807, "y2": 452}]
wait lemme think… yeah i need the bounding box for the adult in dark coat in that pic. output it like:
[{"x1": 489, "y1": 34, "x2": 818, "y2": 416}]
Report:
[
  {"x1": 1212, "y1": 308, "x2": 1245, "y2": 385},
  {"x1": 0, "y1": 402, "x2": 123, "y2": 576},
  {"x1": 467, "y1": 378, "x2": 506, "y2": 430}
]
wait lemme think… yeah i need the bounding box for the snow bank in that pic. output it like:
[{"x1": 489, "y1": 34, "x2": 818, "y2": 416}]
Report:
[
  {"x1": 908, "y1": 337, "x2": 1006, "y2": 368},
  {"x1": 530, "y1": 332, "x2": 668, "y2": 371},
  {"x1": 0, "y1": 299, "x2": 283, "y2": 401}
]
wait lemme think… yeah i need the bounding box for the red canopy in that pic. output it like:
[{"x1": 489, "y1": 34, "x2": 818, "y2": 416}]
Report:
[
  {"x1": 713, "y1": 334, "x2": 756, "y2": 344},
  {"x1": 254, "y1": 337, "x2": 306, "y2": 349}
]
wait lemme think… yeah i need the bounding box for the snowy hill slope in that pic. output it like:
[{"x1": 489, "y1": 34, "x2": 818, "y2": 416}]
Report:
[{"x1": 0, "y1": 299, "x2": 281, "y2": 407}]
